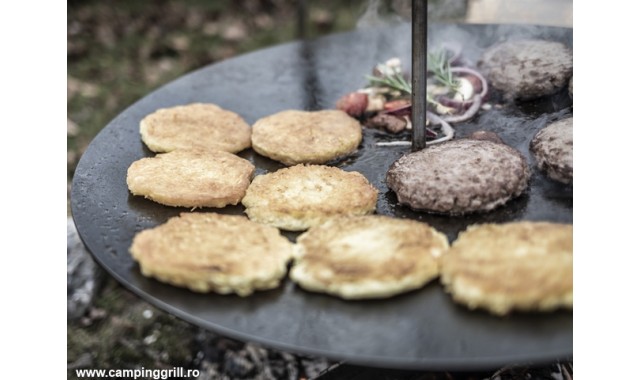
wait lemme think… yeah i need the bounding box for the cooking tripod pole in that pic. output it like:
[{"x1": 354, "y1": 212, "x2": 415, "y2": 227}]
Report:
[{"x1": 411, "y1": 0, "x2": 427, "y2": 151}]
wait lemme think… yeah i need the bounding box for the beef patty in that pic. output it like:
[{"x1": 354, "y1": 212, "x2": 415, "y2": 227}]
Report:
[
  {"x1": 478, "y1": 39, "x2": 573, "y2": 100},
  {"x1": 386, "y1": 139, "x2": 530, "y2": 215},
  {"x1": 530, "y1": 117, "x2": 573, "y2": 184}
]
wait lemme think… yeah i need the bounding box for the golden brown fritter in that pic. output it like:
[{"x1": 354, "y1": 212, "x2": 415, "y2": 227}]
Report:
[
  {"x1": 290, "y1": 215, "x2": 449, "y2": 299},
  {"x1": 251, "y1": 110, "x2": 362, "y2": 165},
  {"x1": 127, "y1": 149, "x2": 254, "y2": 208},
  {"x1": 140, "y1": 103, "x2": 251, "y2": 153},
  {"x1": 440, "y1": 222, "x2": 573, "y2": 315},
  {"x1": 130, "y1": 213, "x2": 294, "y2": 296},
  {"x1": 241, "y1": 164, "x2": 378, "y2": 231}
]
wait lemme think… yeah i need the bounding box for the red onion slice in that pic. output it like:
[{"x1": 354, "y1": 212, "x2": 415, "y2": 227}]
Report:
[
  {"x1": 451, "y1": 67, "x2": 488, "y2": 99},
  {"x1": 425, "y1": 111, "x2": 455, "y2": 145},
  {"x1": 440, "y1": 94, "x2": 482, "y2": 124},
  {"x1": 375, "y1": 111, "x2": 455, "y2": 147},
  {"x1": 437, "y1": 67, "x2": 489, "y2": 109}
]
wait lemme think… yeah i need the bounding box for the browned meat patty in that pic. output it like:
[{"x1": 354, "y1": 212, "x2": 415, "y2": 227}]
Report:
[
  {"x1": 386, "y1": 139, "x2": 530, "y2": 215},
  {"x1": 530, "y1": 117, "x2": 573, "y2": 184},
  {"x1": 478, "y1": 39, "x2": 573, "y2": 100}
]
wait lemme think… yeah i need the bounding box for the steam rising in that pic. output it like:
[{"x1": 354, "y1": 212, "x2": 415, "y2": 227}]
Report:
[
  {"x1": 356, "y1": 0, "x2": 403, "y2": 29},
  {"x1": 355, "y1": 0, "x2": 573, "y2": 54}
]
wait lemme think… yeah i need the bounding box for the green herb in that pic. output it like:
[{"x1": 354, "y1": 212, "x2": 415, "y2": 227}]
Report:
[
  {"x1": 427, "y1": 49, "x2": 460, "y2": 91},
  {"x1": 365, "y1": 74, "x2": 411, "y2": 95},
  {"x1": 366, "y1": 59, "x2": 411, "y2": 95},
  {"x1": 364, "y1": 52, "x2": 459, "y2": 106}
]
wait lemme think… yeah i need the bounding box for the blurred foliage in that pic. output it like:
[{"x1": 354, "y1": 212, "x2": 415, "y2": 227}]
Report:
[
  {"x1": 67, "y1": 279, "x2": 198, "y2": 379},
  {"x1": 67, "y1": 0, "x2": 367, "y2": 185}
]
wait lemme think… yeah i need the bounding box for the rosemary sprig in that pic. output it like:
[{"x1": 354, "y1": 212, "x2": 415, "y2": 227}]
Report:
[
  {"x1": 365, "y1": 72, "x2": 411, "y2": 95},
  {"x1": 366, "y1": 49, "x2": 460, "y2": 96},
  {"x1": 365, "y1": 59, "x2": 412, "y2": 95},
  {"x1": 427, "y1": 49, "x2": 460, "y2": 91},
  {"x1": 364, "y1": 53, "x2": 459, "y2": 108}
]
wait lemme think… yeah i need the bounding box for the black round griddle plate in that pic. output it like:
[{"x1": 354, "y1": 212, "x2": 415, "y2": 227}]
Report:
[{"x1": 71, "y1": 23, "x2": 573, "y2": 370}]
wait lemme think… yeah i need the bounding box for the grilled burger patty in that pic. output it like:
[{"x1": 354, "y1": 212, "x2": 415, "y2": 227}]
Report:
[
  {"x1": 386, "y1": 139, "x2": 530, "y2": 215},
  {"x1": 478, "y1": 39, "x2": 573, "y2": 100},
  {"x1": 530, "y1": 117, "x2": 573, "y2": 184}
]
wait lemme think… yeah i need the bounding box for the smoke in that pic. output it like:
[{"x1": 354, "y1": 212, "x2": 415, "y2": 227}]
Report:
[
  {"x1": 356, "y1": 0, "x2": 404, "y2": 29},
  {"x1": 352, "y1": 1, "x2": 572, "y2": 67}
]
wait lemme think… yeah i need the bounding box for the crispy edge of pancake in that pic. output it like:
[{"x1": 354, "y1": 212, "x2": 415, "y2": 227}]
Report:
[
  {"x1": 289, "y1": 215, "x2": 449, "y2": 299},
  {"x1": 140, "y1": 103, "x2": 252, "y2": 154},
  {"x1": 126, "y1": 149, "x2": 255, "y2": 208},
  {"x1": 440, "y1": 222, "x2": 573, "y2": 315},
  {"x1": 241, "y1": 164, "x2": 378, "y2": 231},
  {"x1": 250, "y1": 110, "x2": 362, "y2": 165},
  {"x1": 130, "y1": 213, "x2": 294, "y2": 296}
]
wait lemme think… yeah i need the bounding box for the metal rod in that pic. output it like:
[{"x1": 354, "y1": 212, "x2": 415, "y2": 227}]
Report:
[
  {"x1": 411, "y1": 0, "x2": 427, "y2": 151},
  {"x1": 297, "y1": 0, "x2": 307, "y2": 40}
]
